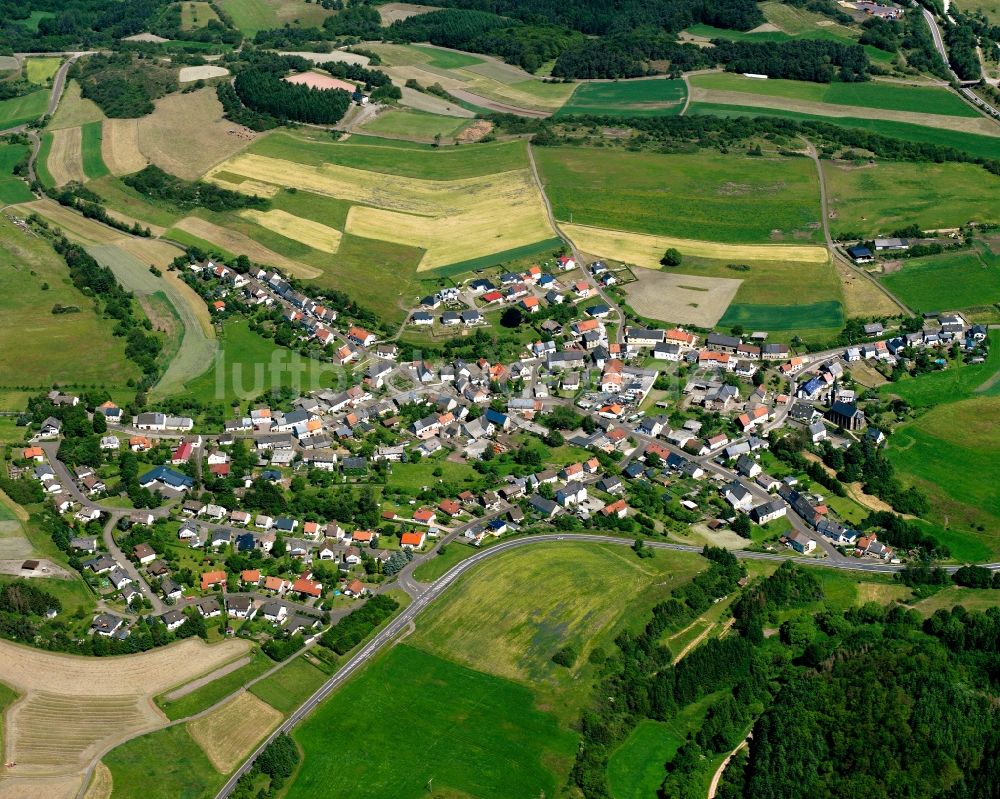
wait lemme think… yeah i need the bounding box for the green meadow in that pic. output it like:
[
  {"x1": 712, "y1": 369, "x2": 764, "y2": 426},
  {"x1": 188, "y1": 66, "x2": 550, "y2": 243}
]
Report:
[
  {"x1": 105, "y1": 724, "x2": 223, "y2": 799},
  {"x1": 719, "y1": 299, "x2": 844, "y2": 336},
  {"x1": 556, "y1": 78, "x2": 687, "y2": 117},
  {"x1": 880, "y1": 247, "x2": 1000, "y2": 314},
  {"x1": 887, "y1": 396, "x2": 1000, "y2": 555},
  {"x1": 687, "y1": 103, "x2": 1000, "y2": 161},
  {"x1": 0, "y1": 89, "x2": 47, "y2": 129},
  {"x1": 81, "y1": 120, "x2": 109, "y2": 180},
  {"x1": 825, "y1": 161, "x2": 1000, "y2": 238},
  {"x1": 534, "y1": 146, "x2": 823, "y2": 244},
  {"x1": 879, "y1": 331, "x2": 1000, "y2": 407},
  {"x1": 0, "y1": 142, "x2": 32, "y2": 204},
  {"x1": 690, "y1": 72, "x2": 979, "y2": 117},
  {"x1": 359, "y1": 108, "x2": 471, "y2": 141},
  {"x1": 413, "y1": 44, "x2": 485, "y2": 69},
  {"x1": 287, "y1": 645, "x2": 579, "y2": 799}
]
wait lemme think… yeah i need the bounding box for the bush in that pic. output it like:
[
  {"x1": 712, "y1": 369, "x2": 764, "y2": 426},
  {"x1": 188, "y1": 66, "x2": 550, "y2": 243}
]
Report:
[{"x1": 552, "y1": 644, "x2": 578, "y2": 667}]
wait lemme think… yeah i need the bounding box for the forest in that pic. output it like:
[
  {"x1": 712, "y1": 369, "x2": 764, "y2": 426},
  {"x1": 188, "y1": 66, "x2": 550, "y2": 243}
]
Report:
[
  {"x1": 123, "y1": 165, "x2": 268, "y2": 213},
  {"x1": 0, "y1": 0, "x2": 173, "y2": 52}
]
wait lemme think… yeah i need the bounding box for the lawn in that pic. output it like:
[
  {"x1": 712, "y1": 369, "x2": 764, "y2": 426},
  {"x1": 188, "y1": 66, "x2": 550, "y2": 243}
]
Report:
[
  {"x1": 824, "y1": 161, "x2": 1000, "y2": 238},
  {"x1": 105, "y1": 724, "x2": 224, "y2": 799},
  {"x1": 389, "y1": 456, "x2": 480, "y2": 493},
  {"x1": 0, "y1": 215, "x2": 138, "y2": 390},
  {"x1": 690, "y1": 72, "x2": 980, "y2": 118},
  {"x1": 81, "y1": 120, "x2": 109, "y2": 180},
  {"x1": 607, "y1": 719, "x2": 683, "y2": 799},
  {"x1": 181, "y1": 319, "x2": 339, "y2": 405},
  {"x1": 24, "y1": 56, "x2": 61, "y2": 85},
  {"x1": 0, "y1": 89, "x2": 48, "y2": 129},
  {"x1": 886, "y1": 396, "x2": 1000, "y2": 554},
  {"x1": 534, "y1": 146, "x2": 823, "y2": 244},
  {"x1": 686, "y1": 103, "x2": 1000, "y2": 161},
  {"x1": 359, "y1": 108, "x2": 471, "y2": 141},
  {"x1": 245, "y1": 132, "x2": 529, "y2": 179},
  {"x1": 880, "y1": 247, "x2": 1000, "y2": 314},
  {"x1": 287, "y1": 645, "x2": 578, "y2": 799},
  {"x1": 410, "y1": 543, "x2": 708, "y2": 723},
  {"x1": 249, "y1": 654, "x2": 329, "y2": 713},
  {"x1": 0, "y1": 142, "x2": 32, "y2": 204},
  {"x1": 556, "y1": 78, "x2": 687, "y2": 117},
  {"x1": 411, "y1": 542, "x2": 477, "y2": 582},
  {"x1": 157, "y1": 650, "x2": 272, "y2": 721}
]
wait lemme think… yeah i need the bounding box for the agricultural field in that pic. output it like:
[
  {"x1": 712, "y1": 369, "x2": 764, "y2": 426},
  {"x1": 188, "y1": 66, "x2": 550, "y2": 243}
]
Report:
[
  {"x1": 206, "y1": 135, "x2": 554, "y2": 272},
  {"x1": 249, "y1": 655, "x2": 329, "y2": 713},
  {"x1": 136, "y1": 88, "x2": 260, "y2": 180},
  {"x1": 24, "y1": 56, "x2": 61, "y2": 85},
  {"x1": 824, "y1": 161, "x2": 1000, "y2": 238},
  {"x1": 47, "y1": 126, "x2": 86, "y2": 185},
  {"x1": 101, "y1": 118, "x2": 148, "y2": 176},
  {"x1": 879, "y1": 246, "x2": 1000, "y2": 314},
  {"x1": 377, "y1": 2, "x2": 438, "y2": 24},
  {"x1": 157, "y1": 652, "x2": 270, "y2": 720},
  {"x1": 358, "y1": 107, "x2": 472, "y2": 142},
  {"x1": 690, "y1": 72, "x2": 980, "y2": 118},
  {"x1": 179, "y1": 1, "x2": 219, "y2": 30},
  {"x1": 366, "y1": 42, "x2": 574, "y2": 113},
  {"x1": 535, "y1": 147, "x2": 824, "y2": 244},
  {"x1": 410, "y1": 543, "x2": 708, "y2": 722},
  {"x1": 555, "y1": 78, "x2": 687, "y2": 117},
  {"x1": 719, "y1": 299, "x2": 844, "y2": 337},
  {"x1": 0, "y1": 89, "x2": 48, "y2": 129},
  {"x1": 687, "y1": 102, "x2": 1000, "y2": 161},
  {"x1": 0, "y1": 214, "x2": 137, "y2": 389},
  {"x1": 887, "y1": 396, "x2": 1000, "y2": 556},
  {"x1": 287, "y1": 644, "x2": 579, "y2": 799},
  {"x1": 187, "y1": 692, "x2": 282, "y2": 773},
  {"x1": 622, "y1": 269, "x2": 743, "y2": 328},
  {"x1": 954, "y1": 0, "x2": 1000, "y2": 23},
  {"x1": 0, "y1": 637, "x2": 248, "y2": 788},
  {"x1": 104, "y1": 724, "x2": 223, "y2": 799},
  {"x1": 48, "y1": 80, "x2": 104, "y2": 130},
  {"x1": 0, "y1": 142, "x2": 32, "y2": 204},
  {"x1": 81, "y1": 121, "x2": 109, "y2": 180},
  {"x1": 218, "y1": 0, "x2": 331, "y2": 35}
]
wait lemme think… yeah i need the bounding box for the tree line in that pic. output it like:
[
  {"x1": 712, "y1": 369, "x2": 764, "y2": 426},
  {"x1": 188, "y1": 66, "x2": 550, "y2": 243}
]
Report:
[{"x1": 123, "y1": 165, "x2": 267, "y2": 213}]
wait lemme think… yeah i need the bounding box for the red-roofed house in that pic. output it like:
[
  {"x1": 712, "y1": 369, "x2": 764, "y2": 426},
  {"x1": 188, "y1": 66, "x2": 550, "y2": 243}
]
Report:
[
  {"x1": 345, "y1": 579, "x2": 367, "y2": 597},
  {"x1": 601, "y1": 499, "x2": 628, "y2": 518},
  {"x1": 521, "y1": 296, "x2": 540, "y2": 313},
  {"x1": 22, "y1": 446, "x2": 44, "y2": 462},
  {"x1": 241, "y1": 569, "x2": 261, "y2": 585},
  {"x1": 292, "y1": 577, "x2": 323, "y2": 598},
  {"x1": 401, "y1": 531, "x2": 426, "y2": 549},
  {"x1": 348, "y1": 326, "x2": 376, "y2": 347},
  {"x1": 201, "y1": 570, "x2": 227, "y2": 591},
  {"x1": 171, "y1": 442, "x2": 194, "y2": 464},
  {"x1": 438, "y1": 499, "x2": 461, "y2": 517},
  {"x1": 413, "y1": 508, "x2": 436, "y2": 525}
]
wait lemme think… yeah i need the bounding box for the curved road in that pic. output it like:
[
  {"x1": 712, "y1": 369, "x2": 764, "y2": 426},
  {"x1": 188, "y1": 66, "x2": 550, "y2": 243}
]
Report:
[{"x1": 214, "y1": 531, "x2": 989, "y2": 797}]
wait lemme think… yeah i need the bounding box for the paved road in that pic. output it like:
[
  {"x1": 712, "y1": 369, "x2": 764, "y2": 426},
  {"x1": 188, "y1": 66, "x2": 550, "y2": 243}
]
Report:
[
  {"x1": 100, "y1": 512, "x2": 167, "y2": 614},
  {"x1": 215, "y1": 530, "x2": 974, "y2": 797}
]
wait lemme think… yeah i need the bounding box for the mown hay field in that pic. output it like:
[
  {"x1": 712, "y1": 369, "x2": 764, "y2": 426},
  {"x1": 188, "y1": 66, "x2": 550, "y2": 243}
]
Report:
[
  {"x1": 46, "y1": 126, "x2": 86, "y2": 186},
  {"x1": 537, "y1": 147, "x2": 824, "y2": 244},
  {"x1": 359, "y1": 107, "x2": 472, "y2": 141},
  {"x1": 48, "y1": 80, "x2": 103, "y2": 130},
  {"x1": 186, "y1": 692, "x2": 282, "y2": 773},
  {"x1": 240, "y1": 208, "x2": 342, "y2": 253},
  {"x1": 623, "y1": 270, "x2": 743, "y2": 327},
  {"x1": 136, "y1": 89, "x2": 259, "y2": 179},
  {"x1": 562, "y1": 223, "x2": 829, "y2": 266},
  {"x1": 219, "y1": 0, "x2": 331, "y2": 35},
  {"x1": 823, "y1": 161, "x2": 1000, "y2": 238},
  {"x1": 0, "y1": 637, "x2": 248, "y2": 779},
  {"x1": 207, "y1": 152, "x2": 554, "y2": 271},
  {"x1": 410, "y1": 543, "x2": 707, "y2": 721},
  {"x1": 100, "y1": 118, "x2": 147, "y2": 176}
]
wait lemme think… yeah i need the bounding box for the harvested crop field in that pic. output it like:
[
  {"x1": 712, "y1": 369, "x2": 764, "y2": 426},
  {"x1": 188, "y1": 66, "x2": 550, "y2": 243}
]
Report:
[
  {"x1": 623, "y1": 270, "x2": 742, "y2": 326},
  {"x1": 17, "y1": 198, "x2": 122, "y2": 244},
  {"x1": 187, "y1": 693, "x2": 282, "y2": 773},
  {"x1": 278, "y1": 50, "x2": 370, "y2": 65},
  {"x1": 101, "y1": 118, "x2": 147, "y2": 176},
  {"x1": 284, "y1": 71, "x2": 357, "y2": 92},
  {"x1": 48, "y1": 80, "x2": 104, "y2": 131},
  {"x1": 240, "y1": 208, "x2": 343, "y2": 253},
  {"x1": 178, "y1": 65, "x2": 229, "y2": 83},
  {"x1": 47, "y1": 127, "x2": 86, "y2": 186},
  {"x1": 0, "y1": 638, "x2": 248, "y2": 781},
  {"x1": 835, "y1": 258, "x2": 902, "y2": 317},
  {"x1": 399, "y1": 86, "x2": 475, "y2": 117},
  {"x1": 562, "y1": 223, "x2": 828, "y2": 266},
  {"x1": 378, "y1": 2, "x2": 437, "y2": 23},
  {"x1": 208, "y1": 153, "x2": 554, "y2": 270},
  {"x1": 169, "y1": 216, "x2": 321, "y2": 277},
  {"x1": 136, "y1": 89, "x2": 258, "y2": 179}
]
